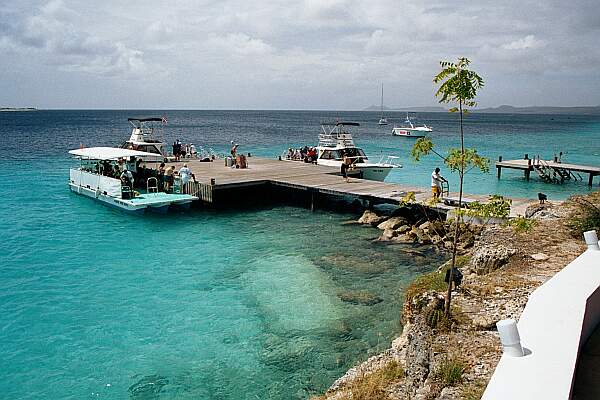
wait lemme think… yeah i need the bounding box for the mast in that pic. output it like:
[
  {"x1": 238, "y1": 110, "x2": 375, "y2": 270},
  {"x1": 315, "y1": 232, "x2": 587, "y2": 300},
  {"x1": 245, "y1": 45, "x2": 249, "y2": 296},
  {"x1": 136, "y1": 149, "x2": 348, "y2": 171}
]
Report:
[{"x1": 380, "y1": 84, "x2": 384, "y2": 118}]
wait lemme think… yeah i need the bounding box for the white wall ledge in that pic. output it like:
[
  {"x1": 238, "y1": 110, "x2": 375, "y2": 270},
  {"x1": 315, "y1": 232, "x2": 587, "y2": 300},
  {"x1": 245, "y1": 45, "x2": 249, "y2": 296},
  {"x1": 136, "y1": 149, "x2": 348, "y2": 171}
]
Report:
[{"x1": 483, "y1": 233, "x2": 600, "y2": 400}]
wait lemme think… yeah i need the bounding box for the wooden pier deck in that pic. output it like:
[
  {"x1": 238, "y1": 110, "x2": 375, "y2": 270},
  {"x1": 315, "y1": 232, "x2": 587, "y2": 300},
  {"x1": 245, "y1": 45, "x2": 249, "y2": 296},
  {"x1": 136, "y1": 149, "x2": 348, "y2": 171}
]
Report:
[
  {"x1": 496, "y1": 155, "x2": 600, "y2": 186},
  {"x1": 168, "y1": 157, "x2": 533, "y2": 216}
]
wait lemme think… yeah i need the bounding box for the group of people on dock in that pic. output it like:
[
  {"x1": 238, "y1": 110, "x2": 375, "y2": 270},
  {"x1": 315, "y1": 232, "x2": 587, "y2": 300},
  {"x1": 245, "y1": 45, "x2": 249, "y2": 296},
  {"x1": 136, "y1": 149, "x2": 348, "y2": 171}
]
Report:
[
  {"x1": 172, "y1": 140, "x2": 197, "y2": 161},
  {"x1": 285, "y1": 146, "x2": 318, "y2": 163},
  {"x1": 156, "y1": 163, "x2": 196, "y2": 193}
]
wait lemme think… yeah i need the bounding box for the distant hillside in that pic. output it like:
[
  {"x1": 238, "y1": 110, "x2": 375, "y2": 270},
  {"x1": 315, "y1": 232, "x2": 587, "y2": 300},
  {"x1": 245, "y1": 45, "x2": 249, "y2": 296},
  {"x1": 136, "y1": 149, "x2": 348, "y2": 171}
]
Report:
[
  {"x1": 474, "y1": 105, "x2": 600, "y2": 115},
  {"x1": 0, "y1": 107, "x2": 37, "y2": 112},
  {"x1": 363, "y1": 105, "x2": 446, "y2": 112}
]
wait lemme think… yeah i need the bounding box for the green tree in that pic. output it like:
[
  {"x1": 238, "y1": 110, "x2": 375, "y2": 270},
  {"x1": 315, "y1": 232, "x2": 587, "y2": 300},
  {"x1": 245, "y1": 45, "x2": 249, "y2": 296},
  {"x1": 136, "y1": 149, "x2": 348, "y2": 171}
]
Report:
[{"x1": 412, "y1": 57, "x2": 487, "y2": 315}]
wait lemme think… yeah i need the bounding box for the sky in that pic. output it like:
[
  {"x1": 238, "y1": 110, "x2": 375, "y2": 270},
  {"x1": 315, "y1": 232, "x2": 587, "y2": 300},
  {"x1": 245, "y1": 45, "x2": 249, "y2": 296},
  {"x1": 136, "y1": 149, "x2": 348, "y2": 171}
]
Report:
[{"x1": 1, "y1": 0, "x2": 599, "y2": 109}]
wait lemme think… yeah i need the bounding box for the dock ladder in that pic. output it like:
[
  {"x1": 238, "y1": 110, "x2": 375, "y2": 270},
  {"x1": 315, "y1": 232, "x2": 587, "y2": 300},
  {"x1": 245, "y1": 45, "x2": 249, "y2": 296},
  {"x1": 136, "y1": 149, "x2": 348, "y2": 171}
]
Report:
[{"x1": 147, "y1": 177, "x2": 159, "y2": 194}]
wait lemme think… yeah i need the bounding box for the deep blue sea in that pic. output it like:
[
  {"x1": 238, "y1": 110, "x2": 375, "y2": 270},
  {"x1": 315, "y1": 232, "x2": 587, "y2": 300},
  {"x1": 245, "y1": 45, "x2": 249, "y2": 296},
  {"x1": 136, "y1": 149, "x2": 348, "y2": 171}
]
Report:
[{"x1": 1, "y1": 110, "x2": 599, "y2": 399}]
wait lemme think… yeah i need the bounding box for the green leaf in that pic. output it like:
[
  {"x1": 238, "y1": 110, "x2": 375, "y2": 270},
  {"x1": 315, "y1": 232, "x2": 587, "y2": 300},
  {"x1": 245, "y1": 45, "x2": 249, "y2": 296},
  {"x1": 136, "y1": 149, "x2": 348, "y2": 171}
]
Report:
[{"x1": 411, "y1": 137, "x2": 434, "y2": 161}]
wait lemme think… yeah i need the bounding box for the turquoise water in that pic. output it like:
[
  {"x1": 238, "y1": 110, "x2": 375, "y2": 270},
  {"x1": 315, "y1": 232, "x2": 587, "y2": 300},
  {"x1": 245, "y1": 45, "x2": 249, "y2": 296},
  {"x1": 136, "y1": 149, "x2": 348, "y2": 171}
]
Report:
[{"x1": 1, "y1": 110, "x2": 599, "y2": 399}]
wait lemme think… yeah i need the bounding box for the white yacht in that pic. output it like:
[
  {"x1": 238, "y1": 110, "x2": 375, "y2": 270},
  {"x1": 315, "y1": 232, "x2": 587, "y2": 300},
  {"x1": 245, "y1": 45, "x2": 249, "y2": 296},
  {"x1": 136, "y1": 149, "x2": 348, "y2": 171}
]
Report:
[
  {"x1": 378, "y1": 84, "x2": 388, "y2": 125},
  {"x1": 316, "y1": 122, "x2": 401, "y2": 181},
  {"x1": 68, "y1": 147, "x2": 197, "y2": 214},
  {"x1": 119, "y1": 117, "x2": 169, "y2": 158},
  {"x1": 391, "y1": 114, "x2": 432, "y2": 137}
]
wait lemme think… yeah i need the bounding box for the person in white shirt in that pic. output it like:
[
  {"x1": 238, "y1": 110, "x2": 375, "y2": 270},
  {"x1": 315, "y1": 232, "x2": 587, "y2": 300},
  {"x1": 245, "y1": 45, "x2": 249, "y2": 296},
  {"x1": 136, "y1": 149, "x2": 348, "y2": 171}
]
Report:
[
  {"x1": 431, "y1": 167, "x2": 447, "y2": 199},
  {"x1": 179, "y1": 164, "x2": 193, "y2": 193}
]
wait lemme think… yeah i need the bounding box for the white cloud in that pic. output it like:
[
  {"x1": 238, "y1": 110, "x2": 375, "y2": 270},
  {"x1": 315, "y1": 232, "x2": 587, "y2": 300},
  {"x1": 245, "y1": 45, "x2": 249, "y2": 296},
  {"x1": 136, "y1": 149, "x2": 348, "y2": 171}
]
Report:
[
  {"x1": 1, "y1": 0, "x2": 152, "y2": 77},
  {"x1": 1, "y1": 0, "x2": 599, "y2": 108},
  {"x1": 502, "y1": 35, "x2": 544, "y2": 50}
]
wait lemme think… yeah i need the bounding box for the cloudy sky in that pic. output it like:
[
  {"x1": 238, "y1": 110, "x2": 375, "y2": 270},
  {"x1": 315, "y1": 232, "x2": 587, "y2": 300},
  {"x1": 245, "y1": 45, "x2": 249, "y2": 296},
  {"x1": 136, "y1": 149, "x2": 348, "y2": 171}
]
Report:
[{"x1": 1, "y1": 0, "x2": 599, "y2": 109}]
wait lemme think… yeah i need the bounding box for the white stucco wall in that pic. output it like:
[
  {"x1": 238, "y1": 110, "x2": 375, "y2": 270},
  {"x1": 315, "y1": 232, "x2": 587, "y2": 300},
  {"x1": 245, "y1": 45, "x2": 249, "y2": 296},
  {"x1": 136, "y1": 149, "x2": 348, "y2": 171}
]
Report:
[{"x1": 483, "y1": 238, "x2": 600, "y2": 400}]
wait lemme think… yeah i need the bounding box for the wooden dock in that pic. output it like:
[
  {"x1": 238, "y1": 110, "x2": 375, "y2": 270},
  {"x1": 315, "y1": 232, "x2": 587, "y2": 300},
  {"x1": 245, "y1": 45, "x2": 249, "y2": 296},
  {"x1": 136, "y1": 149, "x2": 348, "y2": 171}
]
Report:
[
  {"x1": 166, "y1": 157, "x2": 533, "y2": 216},
  {"x1": 496, "y1": 155, "x2": 600, "y2": 186}
]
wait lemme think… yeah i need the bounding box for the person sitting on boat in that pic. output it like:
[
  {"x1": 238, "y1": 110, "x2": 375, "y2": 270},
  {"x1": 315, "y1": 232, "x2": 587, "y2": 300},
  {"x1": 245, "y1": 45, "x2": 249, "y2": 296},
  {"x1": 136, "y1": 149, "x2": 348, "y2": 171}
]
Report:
[
  {"x1": 120, "y1": 168, "x2": 134, "y2": 189},
  {"x1": 431, "y1": 167, "x2": 447, "y2": 199}
]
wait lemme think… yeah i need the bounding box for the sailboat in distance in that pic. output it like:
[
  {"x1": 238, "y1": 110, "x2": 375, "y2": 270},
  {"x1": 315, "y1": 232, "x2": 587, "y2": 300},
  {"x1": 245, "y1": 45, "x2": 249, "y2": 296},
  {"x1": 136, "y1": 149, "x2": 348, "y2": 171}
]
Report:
[{"x1": 378, "y1": 84, "x2": 388, "y2": 125}]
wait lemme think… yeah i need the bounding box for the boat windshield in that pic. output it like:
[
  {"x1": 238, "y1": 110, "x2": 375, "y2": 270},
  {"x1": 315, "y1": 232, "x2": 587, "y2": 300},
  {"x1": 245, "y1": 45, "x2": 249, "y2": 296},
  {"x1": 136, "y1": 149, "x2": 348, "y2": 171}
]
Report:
[{"x1": 320, "y1": 148, "x2": 367, "y2": 162}]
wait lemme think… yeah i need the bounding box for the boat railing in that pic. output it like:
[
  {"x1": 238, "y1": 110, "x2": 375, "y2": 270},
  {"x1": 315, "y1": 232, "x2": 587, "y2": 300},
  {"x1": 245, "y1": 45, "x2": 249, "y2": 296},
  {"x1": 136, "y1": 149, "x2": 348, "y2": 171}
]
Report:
[
  {"x1": 318, "y1": 133, "x2": 355, "y2": 148},
  {"x1": 147, "y1": 177, "x2": 159, "y2": 194},
  {"x1": 376, "y1": 155, "x2": 403, "y2": 168}
]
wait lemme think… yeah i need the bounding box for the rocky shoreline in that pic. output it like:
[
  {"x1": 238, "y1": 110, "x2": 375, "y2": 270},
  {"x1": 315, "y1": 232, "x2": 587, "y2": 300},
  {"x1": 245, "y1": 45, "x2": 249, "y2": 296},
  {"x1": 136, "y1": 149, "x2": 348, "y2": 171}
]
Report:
[{"x1": 314, "y1": 198, "x2": 589, "y2": 400}]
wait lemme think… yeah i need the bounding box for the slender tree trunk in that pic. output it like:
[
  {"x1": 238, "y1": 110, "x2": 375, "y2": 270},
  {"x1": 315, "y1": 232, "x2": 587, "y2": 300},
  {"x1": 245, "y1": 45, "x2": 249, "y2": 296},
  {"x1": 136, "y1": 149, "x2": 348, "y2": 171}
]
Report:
[{"x1": 444, "y1": 100, "x2": 465, "y2": 316}]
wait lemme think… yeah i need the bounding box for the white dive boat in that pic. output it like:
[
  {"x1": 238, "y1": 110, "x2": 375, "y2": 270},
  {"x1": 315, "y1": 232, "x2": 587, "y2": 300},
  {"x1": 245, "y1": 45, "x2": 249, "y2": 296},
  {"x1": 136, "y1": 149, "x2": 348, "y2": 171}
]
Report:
[
  {"x1": 68, "y1": 147, "x2": 197, "y2": 214},
  {"x1": 119, "y1": 117, "x2": 169, "y2": 158},
  {"x1": 317, "y1": 122, "x2": 401, "y2": 181},
  {"x1": 378, "y1": 84, "x2": 388, "y2": 125},
  {"x1": 391, "y1": 114, "x2": 432, "y2": 137}
]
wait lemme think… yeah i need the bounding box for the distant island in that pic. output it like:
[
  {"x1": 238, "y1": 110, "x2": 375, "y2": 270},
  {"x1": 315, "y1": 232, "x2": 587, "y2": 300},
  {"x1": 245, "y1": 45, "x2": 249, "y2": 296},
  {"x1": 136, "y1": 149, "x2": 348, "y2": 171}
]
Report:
[
  {"x1": 473, "y1": 105, "x2": 600, "y2": 115},
  {"x1": 0, "y1": 107, "x2": 37, "y2": 112},
  {"x1": 363, "y1": 104, "x2": 600, "y2": 115},
  {"x1": 363, "y1": 105, "x2": 446, "y2": 112}
]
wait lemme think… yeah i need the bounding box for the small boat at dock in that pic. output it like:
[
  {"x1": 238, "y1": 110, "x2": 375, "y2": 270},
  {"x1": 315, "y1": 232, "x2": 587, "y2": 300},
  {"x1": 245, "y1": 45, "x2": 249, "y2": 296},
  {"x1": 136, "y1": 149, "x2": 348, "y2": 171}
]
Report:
[
  {"x1": 68, "y1": 147, "x2": 197, "y2": 214},
  {"x1": 392, "y1": 114, "x2": 432, "y2": 137}
]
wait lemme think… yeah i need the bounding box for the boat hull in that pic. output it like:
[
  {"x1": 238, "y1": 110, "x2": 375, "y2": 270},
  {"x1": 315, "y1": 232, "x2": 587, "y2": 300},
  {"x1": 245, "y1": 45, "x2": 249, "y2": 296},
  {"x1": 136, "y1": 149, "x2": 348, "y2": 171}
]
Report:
[
  {"x1": 392, "y1": 129, "x2": 427, "y2": 138},
  {"x1": 69, "y1": 184, "x2": 146, "y2": 214},
  {"x1": 356, "y1": 166, "x2": 393, "y2": 181}
]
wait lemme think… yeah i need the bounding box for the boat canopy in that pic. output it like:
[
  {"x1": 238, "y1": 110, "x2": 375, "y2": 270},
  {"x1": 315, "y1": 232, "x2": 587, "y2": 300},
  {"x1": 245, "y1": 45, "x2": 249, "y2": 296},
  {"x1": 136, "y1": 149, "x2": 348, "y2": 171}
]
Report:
[
  {"x1": 69, "y1": 147, "x2": 163, "y2": 160},
  {"x1": 127, "y1": 117, "x2": 164, "y2": 122}
]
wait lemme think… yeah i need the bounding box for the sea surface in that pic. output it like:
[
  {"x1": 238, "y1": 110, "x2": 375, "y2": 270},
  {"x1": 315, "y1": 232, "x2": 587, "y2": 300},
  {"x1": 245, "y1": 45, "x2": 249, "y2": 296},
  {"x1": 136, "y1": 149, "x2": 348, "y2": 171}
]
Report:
[{"x1": 1, "y1": 110, "x2": 599, "y2": 399}]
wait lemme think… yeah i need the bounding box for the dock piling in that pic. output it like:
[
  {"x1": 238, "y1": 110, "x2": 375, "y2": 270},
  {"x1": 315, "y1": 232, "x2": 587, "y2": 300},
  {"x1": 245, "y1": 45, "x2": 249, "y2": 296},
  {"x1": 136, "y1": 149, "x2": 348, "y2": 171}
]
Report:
[{"x1": 497, "y1": 156, "x2": 502, "y2": 179}]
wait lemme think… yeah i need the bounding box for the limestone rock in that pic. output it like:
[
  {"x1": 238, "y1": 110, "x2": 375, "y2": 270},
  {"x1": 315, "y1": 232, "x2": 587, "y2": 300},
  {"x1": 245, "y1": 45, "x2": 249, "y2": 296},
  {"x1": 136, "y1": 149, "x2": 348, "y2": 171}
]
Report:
[
  {"x1": 525, "y1": 203, "x2": 560, "y2": 220},
  {"x1": 530, "y1": 252, "x2": 549, "y2": 261},
  {"x1": 471, "y1": 314, "x2": 497, "y2": 330},
  {"x1": 377, "y1": 216, "x2": 409, "y2": 231},
  {"x1": 338, "y1": 290, "x2": 383, "y2": 306},
  {"x1": 357, "y1": 209, "x2": 386, "y2": 226},
  {"x1": 392, "y1": 234, "x2": 416, "y2": 243},
  {"x1": 396, "y1": 224, "x2": 411, "y2": 234},
  {"x1": 470, "y1": 245, "x2": 517, "y2": 275},
  {"x1": 382, "y1": 228, "x2": 397, "y2": 240}
]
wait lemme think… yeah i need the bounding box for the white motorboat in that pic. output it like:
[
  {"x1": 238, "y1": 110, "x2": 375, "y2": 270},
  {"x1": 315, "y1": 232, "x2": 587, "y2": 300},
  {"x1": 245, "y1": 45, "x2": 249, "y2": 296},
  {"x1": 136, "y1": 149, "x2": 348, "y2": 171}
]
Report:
[
  {"x1": 68, "y1": 147, "x2": 197, "y2": 214},
  {"x1": 119, "y1": 117, "x2": 169, "y2": 158},
  {"x1": 391, "y1": 114, "x2": 432, "y2": 137},
  {"x1": 316, "y1": 122, "x2": 401, "y2": 181},
  {"x1": 378, "y1": 84, "x2": 388, "y2": 125}
]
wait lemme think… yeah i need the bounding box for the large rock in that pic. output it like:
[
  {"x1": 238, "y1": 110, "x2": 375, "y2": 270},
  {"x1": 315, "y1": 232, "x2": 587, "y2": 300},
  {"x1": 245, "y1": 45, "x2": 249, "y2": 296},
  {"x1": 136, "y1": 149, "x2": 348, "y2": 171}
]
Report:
[
  {"x1": 525, "y1": 203, "x2": 560, "y2": 220},
  {"x1": 470, "y1": 245, "x2": 517, "y2": 275},
  {"x1": 338, "y1": 290, "x2": 383, "y2": 306},
  {"x1": 396, "y1": 224, "x2": 412, "y2": 234},
  {"x1": 381, "y1": 228, "x2": 397, "y2": 240},
  {"x1": 377, "y1": 216, "x2": 409, "y2": 231},
  {"x1": 357, "y1": 209, "x2": 386, "y2": 226}
]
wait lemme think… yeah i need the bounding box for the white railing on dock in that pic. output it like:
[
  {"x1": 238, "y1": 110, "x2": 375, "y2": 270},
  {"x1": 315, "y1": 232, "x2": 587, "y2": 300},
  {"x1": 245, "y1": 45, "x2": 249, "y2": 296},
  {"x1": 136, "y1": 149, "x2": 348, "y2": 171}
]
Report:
[{"x1": 483, "y1": 230, "x2": 600, "y2": 400}]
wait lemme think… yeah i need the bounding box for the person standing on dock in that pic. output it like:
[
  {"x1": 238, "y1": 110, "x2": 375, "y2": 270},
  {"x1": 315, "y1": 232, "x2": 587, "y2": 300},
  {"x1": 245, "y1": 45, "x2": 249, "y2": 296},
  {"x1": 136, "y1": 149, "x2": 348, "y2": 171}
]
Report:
[
  {"x1": 431, "y1": 167, "x2": 447, "y2": 199},
  {"x1": 179, "y1": 164, "x2": 193, "y2": 193},
  {"x1": 230, "y1": 141, "x2": 239, "y2": 157},
  {"x1": 341, "y1": 153, "x2": 351, "y2": 183}
]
